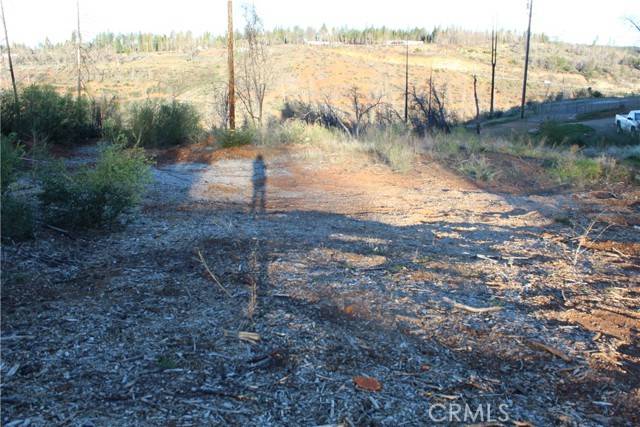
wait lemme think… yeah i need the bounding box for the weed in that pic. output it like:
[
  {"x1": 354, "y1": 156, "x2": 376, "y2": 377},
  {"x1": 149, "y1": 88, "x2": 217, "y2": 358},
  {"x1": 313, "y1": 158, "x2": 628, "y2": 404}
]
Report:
[
  {"x1": 364, "y1": 128, "x2": 415, "y2": 172},
  {"x1": 457, "y1": 154, "x2": 498, "y2": 182},
  {"x1": 550, "y1": 156, "x2": 602, "y2": 186},
  {"x1": 156, "y1": 355, "x2": 178, "y2": 370}
]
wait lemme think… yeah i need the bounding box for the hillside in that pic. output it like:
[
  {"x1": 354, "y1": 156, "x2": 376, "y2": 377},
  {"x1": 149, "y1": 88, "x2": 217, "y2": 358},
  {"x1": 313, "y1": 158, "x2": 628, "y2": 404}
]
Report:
[{"x1": 5, "y1": 40, "x2": 640, "y2": 121}]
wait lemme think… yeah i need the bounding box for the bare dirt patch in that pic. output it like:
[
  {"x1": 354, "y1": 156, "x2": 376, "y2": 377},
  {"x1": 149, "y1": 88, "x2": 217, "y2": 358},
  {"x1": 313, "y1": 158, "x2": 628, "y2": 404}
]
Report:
[{"x1": 2, "y1": 144, "x2": 639, "y2": 426}]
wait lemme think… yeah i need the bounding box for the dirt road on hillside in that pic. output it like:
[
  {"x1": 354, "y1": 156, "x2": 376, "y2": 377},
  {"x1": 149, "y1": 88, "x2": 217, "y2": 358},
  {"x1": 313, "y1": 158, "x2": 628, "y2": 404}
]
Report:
[{"x1": 2, "y1": 145, "x2": 639, "y2": 426}]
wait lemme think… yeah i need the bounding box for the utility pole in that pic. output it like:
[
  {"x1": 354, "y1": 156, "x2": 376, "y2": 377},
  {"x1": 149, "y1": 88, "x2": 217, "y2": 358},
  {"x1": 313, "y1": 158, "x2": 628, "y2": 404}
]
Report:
[
  {"x1": 404, "y1": 36, "x2": 409, "y2": 124},
  {"x1": 489, "y1": 29, "x2": 498, "y2": 118},
  {"x1": 520, "y1": 0, "x2": 533, "y2": 119},
  {"x1": 227, "y1": 0, "x2": 236, "y2": 130},
  {"x1": 1, "y1": 0, "x2": 19, "y2": 121},
  {"x1": 76, "y1": 0, "x2": 82, "y2": 100}
]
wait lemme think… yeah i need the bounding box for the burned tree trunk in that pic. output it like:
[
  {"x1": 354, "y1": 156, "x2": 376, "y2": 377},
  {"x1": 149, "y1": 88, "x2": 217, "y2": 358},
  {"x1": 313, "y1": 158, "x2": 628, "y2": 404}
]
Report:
[
  {"x1": 1, "y1": 0, "x2": 19, "y2": 122},
  {"x1": 227, "y1": 0, "x2": 236, "y2": 130},
  {"x1": 404, "y1": 37, "x2": 409, "y2": 124},
  {"x1": 473, "y1": 75, "x2": 480, "y2": 135},
  {"x1": 521, "y1": 0, "x2": 533, "y2": 119},
  {"x1": 489, "y1": 29, "x2": 498, "y2": 118},
  {"x1": 76, "y1": 0, "x2": 82, "y2": 100}
]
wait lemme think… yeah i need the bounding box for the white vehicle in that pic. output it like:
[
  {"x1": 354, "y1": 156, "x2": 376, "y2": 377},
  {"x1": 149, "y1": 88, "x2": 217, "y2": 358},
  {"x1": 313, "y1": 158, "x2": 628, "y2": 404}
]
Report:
[{"x1": 615, "y1": 110, "x2": 639, "y2": 136}]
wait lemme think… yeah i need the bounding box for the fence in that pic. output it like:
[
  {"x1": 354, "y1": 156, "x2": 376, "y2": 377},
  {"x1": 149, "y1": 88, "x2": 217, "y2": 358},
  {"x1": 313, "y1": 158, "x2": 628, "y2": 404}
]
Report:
[{"x1": 533, "y1": 96, "x2": 640, "y2": 119}]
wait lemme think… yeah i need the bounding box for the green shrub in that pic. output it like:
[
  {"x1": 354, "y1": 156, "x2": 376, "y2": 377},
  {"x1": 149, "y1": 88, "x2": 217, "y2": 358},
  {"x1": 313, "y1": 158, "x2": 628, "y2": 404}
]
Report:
[
  {"x1": 1, "y1": 194, "x2": 34, "y2": 241},
  {"x1": 274, "y1": 120, "x2": 308, "y2": 144},
  {"x1": 550, "y1": 157, "x2": 603, "y2": 185},
  {"x1": 1, "y1": 134, "x2": 33, "y2": 241},
  {"x1": 538, "y1": 121, "x2": 595, "y2": 146},
  {"x1": 1, "y1": 133, "x2": 24, "y2": 192},
  {"x1": 215, "y1": 128, "x2": 255, "y2": 148},
  {"x1": 257, "y1": 120, "x2": 335, "y2": 146},
  {"x1": 38, "y1": 143, "x2": 152, "y2": 229},
  {"x1": 127, "y1": 100, "x2": 201, "y2": 147},
  {"x1": 102, "y1": 116, "x2": 129, "y2": 145},
  {"x1": 0, "y1": 85, "x2": 98, "y2": 144},
  {"x1": 457, "y1": 154, "x2": 498, "y2": 182}
]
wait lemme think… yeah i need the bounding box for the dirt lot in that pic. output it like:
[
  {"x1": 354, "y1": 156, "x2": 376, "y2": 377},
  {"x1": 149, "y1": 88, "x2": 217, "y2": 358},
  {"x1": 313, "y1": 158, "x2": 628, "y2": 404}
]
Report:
[{"x1": 2, "y1": 144, "x2": 639, "y2": 426}]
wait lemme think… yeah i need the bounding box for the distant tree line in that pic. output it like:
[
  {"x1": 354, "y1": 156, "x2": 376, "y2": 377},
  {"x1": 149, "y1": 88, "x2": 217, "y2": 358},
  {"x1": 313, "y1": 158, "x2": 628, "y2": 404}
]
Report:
[{"x1": 10, "y1": 25, "x2": 551, "y2": 54}]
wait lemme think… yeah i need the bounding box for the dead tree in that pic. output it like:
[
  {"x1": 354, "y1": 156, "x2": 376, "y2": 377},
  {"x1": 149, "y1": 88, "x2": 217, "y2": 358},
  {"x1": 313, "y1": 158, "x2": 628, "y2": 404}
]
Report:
[
  {"x1": 227, "y1": 0, "x2": 236, "y2": 129},
  {"x1": 473, "y1": 75, "x2": 480, "y2": 134},
  {"x1": 489, "y1": 29, "x2": 498, "y2": 118},
  {"x1": 404, "y1": 37, "x2": 409, "y2": 124},
  {"x1": 374, "y1": 102, "x2": 403, "y2": 127},
  {"x1": 321, "y1": 95, "x2": 351, "y2": 135},
  {"x1": 236, "y1": 4, "x2": 273, "y2": 127},
  {"x1": 626, "y1": 17, "x2": 640, "y2": 32},
  {"x1": 213, "y1": 83, "x2": 230, "y2": 129},
  {"x1": 410, "y1": 79, "x2": 451, "y2": 135},
  {"x1": 1, "y1": 0, "x2": 19, "y2": 121},
  {"x1": 520, "y1": 0, "x2": 533, "y2": 119},
  {"x1": 76, "y1": 0, "x2": 82, "y2": 100},
  {"x1": 347, "y1": 86, "x2": 383, "y2": 138}
]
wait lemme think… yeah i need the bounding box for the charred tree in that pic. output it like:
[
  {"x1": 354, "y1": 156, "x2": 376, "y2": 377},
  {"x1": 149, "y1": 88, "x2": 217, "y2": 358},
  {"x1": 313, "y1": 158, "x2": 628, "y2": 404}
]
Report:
[
  {"x1": 489, "y1": 29, "x2": 498, "y2": 118},
  {"x1": 520, "y1": 0, "x2": 533, "y2": 119},
  {"x1": 227, "y1": 0, "x2": 236, "y2": 130},
  {"x1": 76, "y1": 0, "x2": 82, "y2": 100},
  {"x1": 473, "y1": 75, "x2": 480, "y2": 134},
  {"x1": 404, "y1": 37, "x2": 409, "y2": 124},
  {"x1": 1, "y1": 0, "x2": 19, "y2": 121}
]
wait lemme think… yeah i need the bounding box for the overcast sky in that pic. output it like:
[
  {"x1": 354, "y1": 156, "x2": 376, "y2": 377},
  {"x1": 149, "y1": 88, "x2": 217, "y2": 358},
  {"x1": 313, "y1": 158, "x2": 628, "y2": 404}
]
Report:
[{"x1": 2, "y1": 0, "x2": 639, "y2": 47}]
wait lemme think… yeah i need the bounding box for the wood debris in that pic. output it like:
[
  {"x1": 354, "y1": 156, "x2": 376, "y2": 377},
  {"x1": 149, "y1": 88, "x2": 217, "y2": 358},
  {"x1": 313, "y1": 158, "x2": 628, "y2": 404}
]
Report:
[{"x1": 442, "y1": 297, "x2": 502, "y2": 314}]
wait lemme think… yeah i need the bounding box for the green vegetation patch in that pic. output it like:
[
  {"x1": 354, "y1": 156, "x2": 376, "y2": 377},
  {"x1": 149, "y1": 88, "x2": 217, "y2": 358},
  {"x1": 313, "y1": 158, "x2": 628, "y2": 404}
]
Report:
[
  {"x1": 1, "y1": 85, "x2": 98, "y2": 144},
  {"x1": 38, "y1": 143, "x2": 152, "y2": 229},
  {"x1": 537, "y1": 121, "x2": 595, "y2": 146}
]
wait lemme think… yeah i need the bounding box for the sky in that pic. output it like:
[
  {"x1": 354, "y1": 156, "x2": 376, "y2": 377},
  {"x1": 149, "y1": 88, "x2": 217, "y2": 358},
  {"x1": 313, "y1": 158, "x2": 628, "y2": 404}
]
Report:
[{"x1": 1, "y1": 0, "x2": 639, "y2": 48}]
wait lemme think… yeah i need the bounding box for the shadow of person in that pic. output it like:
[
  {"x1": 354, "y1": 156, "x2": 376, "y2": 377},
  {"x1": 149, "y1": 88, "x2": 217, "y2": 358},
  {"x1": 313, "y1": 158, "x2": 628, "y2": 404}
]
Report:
[{"x1": 250, "y1": 155, "x2": 267, "y2": 215}]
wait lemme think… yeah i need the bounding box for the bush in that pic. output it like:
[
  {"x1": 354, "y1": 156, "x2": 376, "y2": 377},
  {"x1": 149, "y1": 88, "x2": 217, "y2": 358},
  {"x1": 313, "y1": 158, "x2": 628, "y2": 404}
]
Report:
[
  {"x1": 215, "y1": 128, "x2": 255, "y2": 148},
  {"x1": 1, "y1": 134, "x2": 34, "y2": 241},
  {"x1": 538, "y1": 121, "x2": 595, "y2": 146},
  {"x1": 550, "y1": 157, "x2": 603, "y2": 185},
  {"x1": 457, "y1": 154, "x2": 498, "y2": 182},
  {"x1": 1, "y1": 85, "x2": 98, "y2": 144},
  {"x1": 126, "y1": 100, "x2": 201, "y2": 147},
  {"x1": 365, "y1": 128, "x2": 415, "y2": 172},
  {"x1": 38, "y1": 143, "x2": 152, "y2": 229},
  {"x1": 1, "y1": 133, "x2": 24, "y2": 192},
  {"x1": 1, "y1": 194, "x2": 34, "y2": 241},
  {"x1": 257, "y1": 120, "x2": 337, "y2": 146}
]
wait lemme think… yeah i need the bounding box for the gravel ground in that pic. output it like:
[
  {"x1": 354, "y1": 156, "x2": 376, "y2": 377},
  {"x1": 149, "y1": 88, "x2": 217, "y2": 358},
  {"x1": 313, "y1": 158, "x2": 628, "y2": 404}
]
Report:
[{"x1": 2, "y1": 144, "x2": 639, "y2": 426}]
